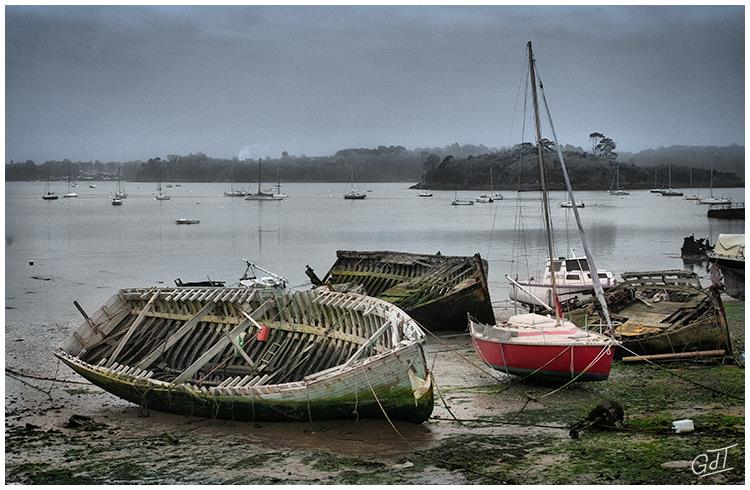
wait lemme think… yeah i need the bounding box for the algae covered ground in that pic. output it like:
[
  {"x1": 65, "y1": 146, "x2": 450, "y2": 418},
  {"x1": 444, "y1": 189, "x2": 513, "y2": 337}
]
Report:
[{"x1": 5, "y1": 300, "x2": 745, "y2": 484}]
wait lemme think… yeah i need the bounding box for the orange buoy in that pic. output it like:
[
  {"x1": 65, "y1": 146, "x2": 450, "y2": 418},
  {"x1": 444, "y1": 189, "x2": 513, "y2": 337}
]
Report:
[{"x1": 257, "y1": 324, "x2": 270, "y2": 342}]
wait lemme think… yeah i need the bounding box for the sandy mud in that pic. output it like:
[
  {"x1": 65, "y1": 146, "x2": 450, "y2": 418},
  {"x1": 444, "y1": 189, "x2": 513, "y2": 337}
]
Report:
[{"x1": 5, "y1": 302, "x2": 745, "y2": 484}]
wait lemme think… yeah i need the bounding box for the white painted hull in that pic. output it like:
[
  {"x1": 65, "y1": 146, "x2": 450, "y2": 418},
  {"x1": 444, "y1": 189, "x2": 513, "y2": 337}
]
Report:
[{"x1": 509, "y1": 281, "x2": 611, "y2": 308}]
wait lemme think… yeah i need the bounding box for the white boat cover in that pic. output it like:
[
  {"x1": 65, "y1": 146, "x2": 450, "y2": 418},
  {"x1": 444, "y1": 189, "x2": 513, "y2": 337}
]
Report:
[{"x1": 714, "y1": 234, "x2": 745, "y2": 259}]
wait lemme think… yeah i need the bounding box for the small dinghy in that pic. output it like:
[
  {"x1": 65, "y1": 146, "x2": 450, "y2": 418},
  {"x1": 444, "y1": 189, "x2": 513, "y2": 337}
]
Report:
[
  {"x1": 175, "y1": 218, "x2": 200, "y2": 225},
  {"x1": 55, "y1": 287, "x2": 434, "y2": 423}
]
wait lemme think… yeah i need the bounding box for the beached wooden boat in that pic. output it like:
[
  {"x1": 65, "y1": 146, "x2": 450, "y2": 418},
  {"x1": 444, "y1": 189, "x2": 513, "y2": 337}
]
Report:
[
  {"x1": 567, "y1": 270, "x2": 733, "y2": 359},
  {"x1": 305, "y1": 250, "x2": 495, "y2": 331},
  {"x1": 55, "y1": 287, "x2": 434, "y2": 423}
]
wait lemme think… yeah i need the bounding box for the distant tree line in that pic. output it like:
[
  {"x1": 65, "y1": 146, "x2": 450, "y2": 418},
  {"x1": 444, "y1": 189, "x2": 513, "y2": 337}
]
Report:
[
  {"x1": 415, "y1": 142, "x2": 743, "y2": 190},
  {"x1": 6, "y1": 142, "x2": 745, "y2": 189}
]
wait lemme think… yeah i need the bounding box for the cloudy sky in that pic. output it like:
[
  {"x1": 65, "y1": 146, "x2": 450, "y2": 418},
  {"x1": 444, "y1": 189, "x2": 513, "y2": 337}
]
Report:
[{"x1": 5, "y1": 5, "x2": 744, "y2": 162}]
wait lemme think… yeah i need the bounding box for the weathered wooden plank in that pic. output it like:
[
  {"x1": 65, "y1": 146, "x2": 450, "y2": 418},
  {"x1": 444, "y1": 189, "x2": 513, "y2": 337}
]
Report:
[
  {"x1": 107, "y1": 292, "x2": 158, "y2": 367},
  {"x1": 172, "y1": 300, "x2": 273, "y2": 385},
  {"x1": 135, "y1": 301, "x2": 217, "y2": 370},
  {"x1": 342, "y1": 320, "x2": 391, "y2": 369}
]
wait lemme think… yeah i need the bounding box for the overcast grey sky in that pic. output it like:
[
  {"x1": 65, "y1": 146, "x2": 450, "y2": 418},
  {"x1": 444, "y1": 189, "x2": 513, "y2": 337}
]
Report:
[{"x1": 5, "y1": 5, "x2": 744, "y2": 163}]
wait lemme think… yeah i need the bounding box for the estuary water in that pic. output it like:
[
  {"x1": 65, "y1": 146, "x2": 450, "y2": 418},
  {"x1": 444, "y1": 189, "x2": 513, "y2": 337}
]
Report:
[{"x1": 4, "y1": 181, "x2": 745, "y2": 326}]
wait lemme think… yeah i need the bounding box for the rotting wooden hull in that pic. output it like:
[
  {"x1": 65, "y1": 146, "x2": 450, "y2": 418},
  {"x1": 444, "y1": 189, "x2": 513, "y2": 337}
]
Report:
[
  {"x1": 567, "y1": 271, "x2": 733, "y2": 359},
  {"x1": 307, "y1": 250, "x2": 495, "y2": 331},
  {"x1": 55, "y1": 287, "x2": 434, "y2": 423}
]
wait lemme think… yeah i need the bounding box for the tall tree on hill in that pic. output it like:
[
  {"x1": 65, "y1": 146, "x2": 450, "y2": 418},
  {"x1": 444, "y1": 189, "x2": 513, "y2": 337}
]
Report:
[
  {"x1": 589, "y1": 132, "x2": 605, "y2": 154},
  {"x1": 596, "y1": 137, "x2": 618, "y2": 161}
]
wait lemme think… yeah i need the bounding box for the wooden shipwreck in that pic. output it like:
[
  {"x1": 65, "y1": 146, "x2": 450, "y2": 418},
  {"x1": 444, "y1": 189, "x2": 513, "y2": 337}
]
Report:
[
  {"x1": 567, "y1": 270, "x2": 733, "y2": 360},
  {"x1": 305, "y1": 250, "x2": 495, "y2": 331},
  {"x1": 56, "y1": 287, "x2": 434, "y2": 423}
]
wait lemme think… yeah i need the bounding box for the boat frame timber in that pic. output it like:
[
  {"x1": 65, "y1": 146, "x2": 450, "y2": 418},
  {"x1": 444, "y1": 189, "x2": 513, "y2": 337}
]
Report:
[
  {"x1": 55, "y1": 287, "x2": 433, "y2": 423},
  {"x1": 307, "y1": 250, "x2": 495, "y2": 331},
  {"x1": 567, "y1": 270, "x2": 734, "y2": 360}
]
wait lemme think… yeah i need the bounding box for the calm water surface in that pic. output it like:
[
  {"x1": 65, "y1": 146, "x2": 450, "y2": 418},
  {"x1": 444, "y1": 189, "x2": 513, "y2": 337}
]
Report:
[{"x1": 5, "y1": 181, "x2": 744, "y2": 325}]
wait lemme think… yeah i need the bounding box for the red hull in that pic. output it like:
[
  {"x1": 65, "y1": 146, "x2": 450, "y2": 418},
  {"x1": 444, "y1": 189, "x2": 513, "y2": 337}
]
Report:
[{"x1": 473, "y1": 337, "x2": 614, "y2": 382}]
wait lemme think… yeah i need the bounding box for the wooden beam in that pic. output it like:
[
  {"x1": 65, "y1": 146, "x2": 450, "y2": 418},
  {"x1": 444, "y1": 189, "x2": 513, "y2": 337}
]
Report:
[
  {"x1": 135, "y1": 301, "x2": 217, "y2": 370},
  {"x1": 172, "y1": 300, "x2": 273, "y2": 385},
  {"x1": 341, "y1": 320, "x2": 391, "y2": 369},
  {"x1": 107, "y1": 291, "x2": 158, "y2": 367},
  {"x1": 622, "y1": 349, "x2": 726, "y2": 363},
  {"x1": 225, "y1": 332, "x2": 258, "y2": 371}
]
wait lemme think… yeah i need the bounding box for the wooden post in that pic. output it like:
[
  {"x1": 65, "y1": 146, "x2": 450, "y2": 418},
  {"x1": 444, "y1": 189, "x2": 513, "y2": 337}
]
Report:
[{"x1": 107, "y1": 291, "x2": 159, "y2": 367}]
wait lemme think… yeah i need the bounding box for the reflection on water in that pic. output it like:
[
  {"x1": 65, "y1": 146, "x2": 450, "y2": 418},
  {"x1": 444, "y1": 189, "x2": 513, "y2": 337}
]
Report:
[{"x1": 5, "y1": 182, "x2": 745, "y2": 325}]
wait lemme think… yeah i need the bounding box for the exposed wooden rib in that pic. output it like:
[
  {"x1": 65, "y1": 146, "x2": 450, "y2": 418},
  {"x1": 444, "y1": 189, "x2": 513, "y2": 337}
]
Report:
[
  {"x1": 172, "y1": 300, "x2": 273, "y2": 385},
  {"x1": 135, "y1": 302, "x2": 217, "y2": 370},
  {"x1": 342, "y1": 320, "x2": 391, "y2": 369},
  {"x1": 225, "y1": 332, "x2": 258, "y2": 371},
  {"x1": 107, "y1": 292, "x2": 158, "y2": 367}
]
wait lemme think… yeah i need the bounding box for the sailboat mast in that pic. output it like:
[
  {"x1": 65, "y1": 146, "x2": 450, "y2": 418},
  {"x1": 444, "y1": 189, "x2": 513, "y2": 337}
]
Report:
[
  {"x1": 528, "y1": 41, "x2": 561, "y2": 323},
  {"x1": 668, "y1": 164, "x2": 672, "y2": 189},
  {"x1": 615, "y1": 162, "x2": 619, "y2": 190},
  {"x1": 257, "y1": 158, "x2": 262, "y2": 194}
]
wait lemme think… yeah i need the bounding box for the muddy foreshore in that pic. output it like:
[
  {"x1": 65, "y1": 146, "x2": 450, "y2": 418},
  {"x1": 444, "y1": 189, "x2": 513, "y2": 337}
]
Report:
[{"x1": 5, "y1": 301, "x2": 745, "y2": 484}]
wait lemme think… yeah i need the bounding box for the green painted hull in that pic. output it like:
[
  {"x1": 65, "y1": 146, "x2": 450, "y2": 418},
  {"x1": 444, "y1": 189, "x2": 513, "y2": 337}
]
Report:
[{"x1": 59, "y1": 356, "x2": 434, "y2": 424}]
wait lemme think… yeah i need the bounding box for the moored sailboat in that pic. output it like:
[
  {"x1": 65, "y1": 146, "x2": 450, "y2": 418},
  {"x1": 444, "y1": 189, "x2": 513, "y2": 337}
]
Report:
[
  {"x1": 343, "y1": 160, "x2": 367, "y2": 200},
  {"x1": 659, "y1": 164, "x2": 683, "y2": 196},
  {"x1": 245, "y1": 158, "x2": 284, "y2": 201},
  {"x1": 470, "y1": 42, "x2": 616, "y2": 382},
  {"x1": 699, "y1": 161, "x2": 731, "y2": 205},
  {"x1": 224, "y1": 159, "x2": 246, "y2": 197},
  {"x1": 608, "y1": 162, "x2": 629, "y2": 195},
  {"x1": 154, "y1": 158, "x2": 171, "y2": 201},
  {"x1": 42, "y1": 166, "x2": 58, "y2": 200},
  {"x1": 62, "y1": 161, "x2": 79, "y2": 198}
]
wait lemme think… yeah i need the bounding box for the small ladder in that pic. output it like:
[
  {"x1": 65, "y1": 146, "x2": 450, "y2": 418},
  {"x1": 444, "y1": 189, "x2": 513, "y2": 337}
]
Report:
[{"x1": 258, "y1": 341, "x2": 285, "y2": 371}]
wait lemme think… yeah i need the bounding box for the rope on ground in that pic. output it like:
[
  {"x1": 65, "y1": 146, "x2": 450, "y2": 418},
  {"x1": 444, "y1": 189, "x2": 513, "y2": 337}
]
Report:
[
  {"x1": 5, "y1": 367, "x2": 91, "y2": 386},
  {"x1": 5, "y1": 372, "x2": 53, "y2": 400},
  {"x1": 362, "y1": 369, "x2": 506, "y2": 483},
  {"x1": 420, "y1": 324, "x2": 582, "y2": 424}
]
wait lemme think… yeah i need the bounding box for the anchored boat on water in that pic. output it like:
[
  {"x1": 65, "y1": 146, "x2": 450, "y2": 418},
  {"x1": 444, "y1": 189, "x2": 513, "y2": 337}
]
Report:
[
  {"x1": 56, "y1": 287, "x2": 434, "y2": 423},
  {"x1": 306, "y1": 250, "x2": 495, "y2": 331}
]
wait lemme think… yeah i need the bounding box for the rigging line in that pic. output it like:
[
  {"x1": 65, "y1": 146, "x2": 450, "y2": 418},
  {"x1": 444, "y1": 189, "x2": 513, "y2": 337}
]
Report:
[
  {"x1": 534, "y1": 64, "x2": 613, "y2": 334},
  {"x1": 507, "y1": 44, "x2": 533, "y2": 149},
  {"x1": 423, "y1": 323, "x2": 583, "y2": 422},
  {"x1": 539, "y1": 342, "x2": 615, "y2": 398},
  {"x1": 511, "y1": 55, "x2": 531, "y2": 285}
]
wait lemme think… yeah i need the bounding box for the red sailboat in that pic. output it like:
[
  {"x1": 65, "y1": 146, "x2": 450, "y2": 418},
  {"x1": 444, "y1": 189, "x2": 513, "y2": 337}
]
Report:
[{"x1": 469, "y1": 42, "x2": 616, "y2": 382}]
